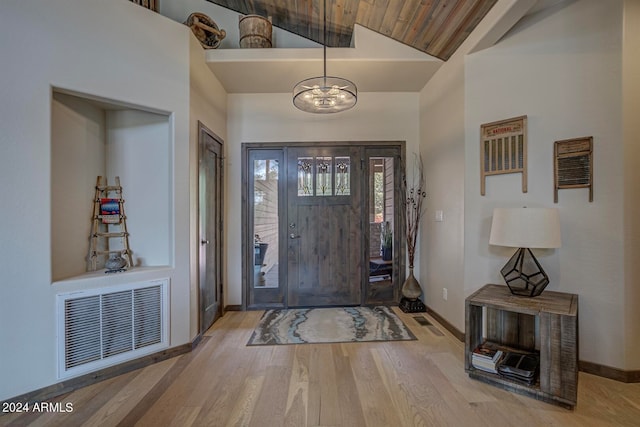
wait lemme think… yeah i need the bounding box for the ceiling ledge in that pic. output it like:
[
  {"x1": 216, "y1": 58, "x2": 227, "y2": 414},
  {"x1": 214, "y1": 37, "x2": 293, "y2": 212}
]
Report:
[{"x1": 206, "y1": 25, "x2": 443, "y2": 93}]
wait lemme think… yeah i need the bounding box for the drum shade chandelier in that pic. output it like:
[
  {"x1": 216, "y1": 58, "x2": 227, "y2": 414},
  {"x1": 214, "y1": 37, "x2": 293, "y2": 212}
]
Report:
[{"x1": 293, "y1": 0, "x2": 357, "y2": 113}]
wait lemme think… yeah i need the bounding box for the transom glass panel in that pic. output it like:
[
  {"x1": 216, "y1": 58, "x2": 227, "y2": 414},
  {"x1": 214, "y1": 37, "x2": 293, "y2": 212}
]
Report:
[
  {"x1": 335, "y1": 157, "x2": 350, "y2": 195},
  {"x1": 316, "y1": 157, "x2": 332, "y2": 196},
  {"x1": 297, "y1": 156, "x2": 351, "y2": 197},
  {"x1": 297, "y1": 157, "x2": 313, "y2": 196}
]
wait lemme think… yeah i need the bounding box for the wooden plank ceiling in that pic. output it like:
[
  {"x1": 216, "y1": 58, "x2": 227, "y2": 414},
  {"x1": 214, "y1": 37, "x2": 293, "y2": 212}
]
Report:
[{"x1": 206, "y1": 0, "x2": 498, "y2": 60}]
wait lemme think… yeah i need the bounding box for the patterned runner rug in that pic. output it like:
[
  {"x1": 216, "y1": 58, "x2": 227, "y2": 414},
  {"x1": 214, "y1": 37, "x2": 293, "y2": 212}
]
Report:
[{"x1": 247, "y1": 306, "x2": 416, "y2": 345}]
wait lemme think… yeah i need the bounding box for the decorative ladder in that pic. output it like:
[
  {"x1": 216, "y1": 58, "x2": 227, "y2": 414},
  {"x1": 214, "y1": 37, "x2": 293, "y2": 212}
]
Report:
[{"x1": 88, "y1": 176, "x2": 133, "y2": 272}]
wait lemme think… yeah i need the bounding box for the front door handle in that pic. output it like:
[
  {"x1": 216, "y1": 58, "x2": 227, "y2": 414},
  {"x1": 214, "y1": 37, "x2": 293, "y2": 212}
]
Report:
[
  {"x1": 289, "y1": 233, "x2": 300, "y2": 239},
  {"x1": 201, "y1": 239, "x2": 209, "y2": 245}
]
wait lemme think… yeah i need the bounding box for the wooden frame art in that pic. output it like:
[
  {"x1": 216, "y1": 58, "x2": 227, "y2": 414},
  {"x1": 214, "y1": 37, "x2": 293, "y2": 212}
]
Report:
[
  {"x1": 554, "y1": 136, "x2": 593, "y2": 203},
  {"x1": 129, "y1": 0, "x2": 158, "y2": 12},
  {"x1": 480, "y1": 115, "x2": 528, "y2": 196}
]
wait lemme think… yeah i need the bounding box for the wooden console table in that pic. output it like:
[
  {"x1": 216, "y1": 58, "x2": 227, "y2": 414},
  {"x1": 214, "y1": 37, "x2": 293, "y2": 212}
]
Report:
[{"x1": 465, "y1": 284, "x2": 578, "y2": 408}]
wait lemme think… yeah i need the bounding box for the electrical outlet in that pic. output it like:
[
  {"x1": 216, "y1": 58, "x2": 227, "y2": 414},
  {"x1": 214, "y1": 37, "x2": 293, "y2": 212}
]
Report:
[{"x1": 442, "y1": 288, "x2": 448, "y2": 301}]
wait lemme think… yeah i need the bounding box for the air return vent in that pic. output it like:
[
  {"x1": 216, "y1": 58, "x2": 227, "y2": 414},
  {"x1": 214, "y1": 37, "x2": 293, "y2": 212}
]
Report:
[{"x1": 57, "y1": 279, "x2": 169, "y2": 379}]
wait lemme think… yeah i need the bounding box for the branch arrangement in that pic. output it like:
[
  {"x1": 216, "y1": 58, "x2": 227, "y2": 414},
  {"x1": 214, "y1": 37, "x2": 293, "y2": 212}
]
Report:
[{"x1": 402, "y1": 154, "x2": 427, "y2": 268}]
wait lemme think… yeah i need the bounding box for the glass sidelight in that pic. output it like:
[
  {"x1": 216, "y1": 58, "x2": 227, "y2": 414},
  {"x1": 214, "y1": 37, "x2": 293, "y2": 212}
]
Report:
[
  {"x1": 246, "y1": 148, "x2": 285, "y2": 308},
  {"x1": 253, "y1": 159, "x2": 280, "y2": 289},
  {"x1": 366, "y1": 155, "x2": 398, "y2": 304}
]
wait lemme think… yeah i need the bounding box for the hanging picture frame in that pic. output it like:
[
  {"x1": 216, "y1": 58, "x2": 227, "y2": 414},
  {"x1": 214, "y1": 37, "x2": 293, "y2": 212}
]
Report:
[
  {"x1": 554, "y1": 136, "x2": 593, "y2": 203},
  {"x1": 480, "y1": 115, "x2": 528, "y2": 195},
  {"x1": 129, "y1": 0, "x2": 157, "y2": 12}
]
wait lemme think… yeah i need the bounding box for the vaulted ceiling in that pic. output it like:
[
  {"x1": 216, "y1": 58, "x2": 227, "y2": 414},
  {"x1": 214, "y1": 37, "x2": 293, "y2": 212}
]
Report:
[{"x1": 207, "y1": 0, "x2": 499, "y2": 61}]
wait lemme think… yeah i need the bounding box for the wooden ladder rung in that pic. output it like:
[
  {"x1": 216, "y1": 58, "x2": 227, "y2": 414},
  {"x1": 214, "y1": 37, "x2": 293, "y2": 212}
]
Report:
[
  {"x1": 96, "y1": 185, "x2": 122, "y2": 192},
  {"x1": 95, "y1": 197, "x2": 124, "y2": 202},
  {"x1": 93, "y1": 232, "x2": 128, "y2": 238},
  {"x1": 92, "y1": 249, "x2": 130, "y2": 255}
]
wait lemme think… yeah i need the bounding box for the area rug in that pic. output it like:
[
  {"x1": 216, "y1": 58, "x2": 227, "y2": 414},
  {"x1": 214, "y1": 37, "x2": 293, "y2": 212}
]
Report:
[{"x1": 247, "y1": 306, "x2": 416, "y2": 345}]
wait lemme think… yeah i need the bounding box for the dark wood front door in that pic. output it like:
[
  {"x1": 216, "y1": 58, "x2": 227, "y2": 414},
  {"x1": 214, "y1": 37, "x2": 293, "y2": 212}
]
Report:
[{"x1": 286, "y1": 146, "x2": 363, "y2": 307}]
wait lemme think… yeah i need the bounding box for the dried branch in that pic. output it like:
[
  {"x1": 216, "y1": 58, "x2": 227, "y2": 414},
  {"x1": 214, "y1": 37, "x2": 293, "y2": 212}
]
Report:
[{"x1": 402, "y1": 154, "x2": 427, "y2": 268}]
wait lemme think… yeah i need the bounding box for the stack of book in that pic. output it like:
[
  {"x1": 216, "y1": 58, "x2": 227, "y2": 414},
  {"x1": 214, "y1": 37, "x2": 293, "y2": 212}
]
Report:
[
  {"x1": 471, "y1": 342, "x2": 504, "y2": 374},
  {"x1": 497, "y1": 352, "x2": 539, "y2": 385}
]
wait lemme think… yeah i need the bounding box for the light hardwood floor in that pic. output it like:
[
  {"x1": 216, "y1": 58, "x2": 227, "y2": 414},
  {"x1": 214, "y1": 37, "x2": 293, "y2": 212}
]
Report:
[{"x1": 3, "y1": 308, "x2": 640, "y2": 426}]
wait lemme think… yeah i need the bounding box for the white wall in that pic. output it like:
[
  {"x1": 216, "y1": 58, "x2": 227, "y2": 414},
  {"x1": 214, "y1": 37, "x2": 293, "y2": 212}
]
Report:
[
  {"x1": 418, "y1": 41, "x2": 467, "y2": 326},
  {"x1": 105, "y1": 109, "x2": 172, "y2": 267},
  {"x1": 0, "y1": 0, "x2": 192, "y2": 400},
  {"x1": 226, "y1": 92, "x2": 420, "y2": 305},
  {"x1": 51, "y1": 93, "x2": 106, "y2": 281},
  {"x1": 418, "y1": 0, "x2": 535, "y2": 329},
  {"x1": 420, "y1": 0, "x2": 638, "y2": 370},
  {"x1": 188, "y1": 34, "x2": 228, "y2": 338},
  {"x1": 463, "y1": 0, "x2": 627, "y2": 368},
  {"x1": 622, "y1": 0, "x2": 640, "y2": 370}
]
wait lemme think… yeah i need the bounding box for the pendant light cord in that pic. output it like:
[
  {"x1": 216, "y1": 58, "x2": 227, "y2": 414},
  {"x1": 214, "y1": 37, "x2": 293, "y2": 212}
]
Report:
[
  {"x1": 292, "y1": 0, "x2": 356, "y2": 113},
  {"x1": 323, "y1": 0, "x2": 327, "y2": 82}
]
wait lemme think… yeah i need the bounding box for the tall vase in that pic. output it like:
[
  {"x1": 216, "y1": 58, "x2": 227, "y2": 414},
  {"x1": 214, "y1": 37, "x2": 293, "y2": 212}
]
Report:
[{"x1": 401, "y1": 267, "x2": 422, "y2": 300}]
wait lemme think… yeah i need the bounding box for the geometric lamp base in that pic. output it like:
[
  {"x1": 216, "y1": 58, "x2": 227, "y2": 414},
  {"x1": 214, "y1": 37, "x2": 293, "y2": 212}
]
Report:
[{"x1": 500, "y1": 247, "x2": 550, "y2": 297}]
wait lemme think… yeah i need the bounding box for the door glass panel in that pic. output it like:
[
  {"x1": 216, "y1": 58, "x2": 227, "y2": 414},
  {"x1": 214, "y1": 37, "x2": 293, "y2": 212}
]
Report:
[
  {"x1": 316, "y1": 156, "x2": 332, "y2": 196},
  {"x1": 335, "y1": 157, "x2": 350, "y2": 195},
  {"x1": 253, "y1": 159, "x2": 279, "y2": 288},
  {"x1": 297, "y1": 157, "x2": 313, "y2": 196}
]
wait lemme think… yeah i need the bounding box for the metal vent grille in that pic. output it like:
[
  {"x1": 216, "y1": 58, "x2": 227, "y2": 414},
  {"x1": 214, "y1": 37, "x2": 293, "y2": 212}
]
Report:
[{"x1": 58, "y1": 279, "x2": 168, "y2": 378}]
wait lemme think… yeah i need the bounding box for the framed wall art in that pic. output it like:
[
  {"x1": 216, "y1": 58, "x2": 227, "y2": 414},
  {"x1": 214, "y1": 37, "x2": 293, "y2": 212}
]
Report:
[
  {"x1": 480, "y1": 115, "x2": 528, "y2": 196},
  {"x1": 129, "y1": 0, "x2": 157, "y2": 12},
  {"x1": 554, "y1": 136, "x2": 593, "y2": 203}
]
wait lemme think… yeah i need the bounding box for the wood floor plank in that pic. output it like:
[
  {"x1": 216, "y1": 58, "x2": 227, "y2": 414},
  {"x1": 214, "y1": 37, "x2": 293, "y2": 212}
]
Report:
[
  {"x1": 168, "y1": 406, "x2": 201, "y2": 427},
  {"x1": 344, "y1": 344, "x2": 404, "y2": 427},
  {"x1": 248, "y1": 366, "x2": 291, "y2": 427},
  {"x1": 225, "y1": 375, "x2": 266, "y2": 427},
  {"x1": 81, "y1": 357, "x2": 178, "y2": 427},
  {"x1": 332, "y1": 344, "x2": 366, "y2": 427},
  {"x1": 283, "y1": 345, "x2": 309, "y2": 426},
  {"x1": 4, "y1": 310, "x2": 640, "y2": 426}
]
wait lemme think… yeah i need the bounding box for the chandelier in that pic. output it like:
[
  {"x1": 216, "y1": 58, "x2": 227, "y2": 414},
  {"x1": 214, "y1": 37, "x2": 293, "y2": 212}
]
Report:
[{"x1": 293, "y1": 0, "x2": 357, "y2": 113}]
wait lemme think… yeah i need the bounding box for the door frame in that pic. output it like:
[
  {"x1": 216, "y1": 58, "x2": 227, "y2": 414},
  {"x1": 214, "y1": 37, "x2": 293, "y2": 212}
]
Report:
[
  {"x1": 241, "y1": 141, "x2": 406, "y2": 310},
  {"x1": 198, "y1": 121, "x2": 224, "y2": 333}
]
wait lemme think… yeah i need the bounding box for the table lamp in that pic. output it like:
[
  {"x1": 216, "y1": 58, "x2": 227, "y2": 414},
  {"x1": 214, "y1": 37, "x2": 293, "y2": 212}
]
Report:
[{"x1": 489, "y1": 207, "x2": 561, "y2": 297}]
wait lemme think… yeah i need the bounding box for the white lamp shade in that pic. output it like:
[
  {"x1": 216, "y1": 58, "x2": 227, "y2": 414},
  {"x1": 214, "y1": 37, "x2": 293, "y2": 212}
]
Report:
[{"x1": 489, "y1": 207, "x2": 561, "y2": 249}]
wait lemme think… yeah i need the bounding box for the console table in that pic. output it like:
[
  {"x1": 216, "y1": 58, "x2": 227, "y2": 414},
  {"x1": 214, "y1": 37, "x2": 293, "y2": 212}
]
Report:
[{"x1": 465, "y1": 284, "x2": 578, "y2": 408}]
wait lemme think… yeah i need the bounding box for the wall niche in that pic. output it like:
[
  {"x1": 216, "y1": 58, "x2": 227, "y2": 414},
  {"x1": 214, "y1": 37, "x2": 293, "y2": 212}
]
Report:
[{"x1": 51, "y1": 89, "x2": 172, "y2": 282}]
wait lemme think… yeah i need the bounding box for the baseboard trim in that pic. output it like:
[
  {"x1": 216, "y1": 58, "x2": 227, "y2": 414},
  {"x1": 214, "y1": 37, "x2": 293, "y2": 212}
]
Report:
[
  {"x1": 425, "y1": 305, "x2": 465, "y2": 342},
  {"x1": 224, "y1": 304, "x2": 242, "y2": 311},
  {"x1": 3, "y1": 341, "x2": 195, "y2": 405},
  {"x1": 191, "y1": 332, "x2": 203, "y2": 349},
  {"x1": 579, "y1": 360, "x2": 640, "y2": 383}
]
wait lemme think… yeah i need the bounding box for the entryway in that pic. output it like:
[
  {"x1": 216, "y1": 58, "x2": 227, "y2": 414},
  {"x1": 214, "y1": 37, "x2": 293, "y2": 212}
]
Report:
[{"x1": 243, "y1": 142, "x2": 405, "y2": 309}]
